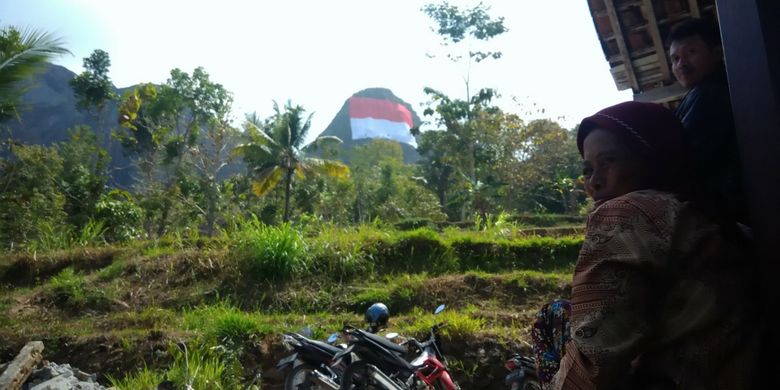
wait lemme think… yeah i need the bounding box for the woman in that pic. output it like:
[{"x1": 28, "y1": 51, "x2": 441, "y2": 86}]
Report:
[{"x1": 531, "y1": 102, "x2": 759, "y2": 389}]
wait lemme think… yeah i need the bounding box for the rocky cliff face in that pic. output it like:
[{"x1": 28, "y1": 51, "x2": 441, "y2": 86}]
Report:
[
  {"x1": 316, "y1": 87, "x2": 422, "y2": 163},
  {"x1": 4, "y1": 66, "x2": 423, "y2": 189},
  {"x1": 4, "y1": 63, "x2": 134, "y2": 186}
]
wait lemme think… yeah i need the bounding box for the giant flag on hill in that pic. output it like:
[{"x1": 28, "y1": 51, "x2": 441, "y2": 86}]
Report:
[{"x1": 348, "y1": 96, "x2": 417, "y2": 147}]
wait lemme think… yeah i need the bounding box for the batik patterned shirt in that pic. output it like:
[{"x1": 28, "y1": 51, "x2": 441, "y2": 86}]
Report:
[{"x1": 550, "y1": 190, "x2": 758, "y2": 390}]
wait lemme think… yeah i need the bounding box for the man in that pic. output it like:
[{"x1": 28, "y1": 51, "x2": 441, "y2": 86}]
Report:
[{"x1": 669, "y1": 18, "x2": 747, "y2": 224}]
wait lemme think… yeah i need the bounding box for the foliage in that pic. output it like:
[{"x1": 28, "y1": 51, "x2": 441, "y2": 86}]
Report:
[
  {"x1": 45, "y1": 267, "x2": 111, "y2": 310},
  {"x1": 108, "y1": 366, "x2": 164, "y2": 390},
  {"x1": 116, "y1": 67, "x2": 235, "y2": 237},
  {"x1": 94, "y1": 190, "x2": 144, "y2": 242},
  {"x1": 348, "y1": 139, "x2": 446, "y2": 223},
  {"x1": 57, "y1": 126, "x2": 110, "y2": 229},
  {"x1": 452, "y1": 235, "x2": 583, "y2": 272},
  {"x1": 234, "y1": 101, "x2": 349, "y2": 222},
  {"x1": 372, "y1": 228, "x2": 458, "y2": 275},
  {"x1": 0, "y1": 24, "x2": 70, "y2": 121},
  {"x1": 0, "y1": 144, "x2": 67, "y2": 249},
  {"x1": 109, "y1": 342, "x2": 241, "y2": 390},
  {"x1": 69, "y1": 49, "x2": 118, "y2": 115},
  {"x1": 231, "y1": 217, "x2": 307, "y2": 282},
  {"x1": 422, "y1": 1, "x2": 507, "y2": 63}
]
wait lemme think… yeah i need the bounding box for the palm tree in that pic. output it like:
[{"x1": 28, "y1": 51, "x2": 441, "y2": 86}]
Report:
[
  {"x1": 233, "y1": 101, "x2": 348, "y2": 222},
  {"x1": 1, "y1": 25, "x2": 71, "y2": 122}
]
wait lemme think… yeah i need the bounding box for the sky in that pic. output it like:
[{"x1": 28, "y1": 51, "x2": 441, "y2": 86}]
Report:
[{"x1": 1, "y1": 0, "x2": 632, "y2": 140}]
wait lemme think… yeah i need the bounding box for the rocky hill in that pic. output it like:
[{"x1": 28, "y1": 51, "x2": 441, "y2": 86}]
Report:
[
  {"x1": 316, "y1": 87, "x2": 422, "y2": 164},
  {"x1": 4, "y1": 65, "x2": 424, "y2": 187},
  {"x1": 3, "y1": 63, "x2": 134, "y2": 186}
]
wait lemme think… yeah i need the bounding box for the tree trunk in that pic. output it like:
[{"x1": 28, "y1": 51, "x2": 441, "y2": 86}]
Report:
[{"x1": 283, "y1": 169, "x2": 293, "y2": 222}]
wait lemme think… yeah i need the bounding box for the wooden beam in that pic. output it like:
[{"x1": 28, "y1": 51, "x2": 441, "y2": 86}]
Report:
[
  {"x1": 716, "y1": 0, "x2": 780, "y2": 384},
  {"x1": 688, "y1": 0, "x2": 701, "y2": 17},
  {"x1": 633, "y1": 82, "x2": 687, "y2": 102},
  {"x1": 0, "y1": 341, "x2": 44, "y2": 390},
  {"x1": 642, "y1": 0, "x2": 672, "y2": 83},
  {"x1": 604, "y1": 0, "x2": 640, "y2": 91}
]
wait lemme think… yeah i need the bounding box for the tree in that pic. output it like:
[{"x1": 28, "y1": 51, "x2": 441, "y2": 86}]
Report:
[
  {"x1": 422, "y1": 1, "x2": 507, "y2": 101},
  {"x1": 234, "y1": 101, "x2": 349, "y2": 222},
  {"x1": 0, "y1": 25, "x2": 70, "y2": 122},
  {"x1": 57, "y1": 125, "x2": 110, "y2": 229},
  {"x1": 69, "y1": 49, "x2": 118, "y2": 118},
  {"x1": 420, "y1": 2, "x2": 508, "y2": 222},
  {"x1": 0, "y1": 144, "x2": 66, "y2": 248},
  {"x1": 501, "y1": 119, "x2": 583, "y2": 213},
  {"x1": 69, "y1": 49, "x2": 118, "y2": 152},
  {"x1": 116, "y1": 67, "x2": 235, "y2": 236}
]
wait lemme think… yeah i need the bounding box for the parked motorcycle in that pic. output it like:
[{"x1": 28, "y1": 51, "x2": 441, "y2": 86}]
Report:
[
  {"x1": 277, "y1": 303, "x2": 392, "y2": 390},
  {"x1": 504, "y1": 353, "x2": 540, "y2": 390},
  {"x1": 277, "y1": 330, "x2": 344, "y2": 390},
  {"x1": 334, "y1": 304, "x2": 460, "y2": 390}
]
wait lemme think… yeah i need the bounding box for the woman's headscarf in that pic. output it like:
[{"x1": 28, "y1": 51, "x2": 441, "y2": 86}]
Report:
[{"x1": 576, "y1": 101, "x2": 690, "y2": 194}]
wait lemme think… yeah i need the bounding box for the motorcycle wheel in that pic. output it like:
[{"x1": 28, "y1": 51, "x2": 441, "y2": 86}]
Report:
[
  {"x1": 284, "y1": 363, "x2": 317, "y2": 390},
  {"x1": 339, "y1": 361, "x2": 380, "y2": 390}
]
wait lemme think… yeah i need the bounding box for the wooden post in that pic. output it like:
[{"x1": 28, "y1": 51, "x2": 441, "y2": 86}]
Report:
[
  {"x1": 642, "y1": 0, "x2": 672, "y2": 82},
  {"x1": 715, "y1": 0, "x2": 780, "y2": 382},
  {"x1": 604, "y1": 0, "x2": 640, "y2": 91},
  {"x1": 0, "y1": 341, "x2": 44, "y2": 390}
]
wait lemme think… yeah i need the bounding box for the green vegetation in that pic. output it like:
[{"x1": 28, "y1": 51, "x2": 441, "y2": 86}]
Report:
[{"x1": 0, "y1": 5, "x2": 588, "y2": 388}]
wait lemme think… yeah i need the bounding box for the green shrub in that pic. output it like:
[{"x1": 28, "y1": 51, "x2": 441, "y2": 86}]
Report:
[
  {"x1": 166, "y1": 343, "x2": 233, "y2": 390},
  {"x1": 94, "y1": 190, "x2": 143, "y2": 243},
  {"x1": 453, "y1": 236, "x2": 582, "y2": 272},
  {"x1": 46, "y1": 267, "x2": 112, "y2": 310},
  {"x1": 232, "y1": 217, "x2": 307, "y2": 282},
  {"x1": 47, "y1": 267, "x2": 86, "y2": 306},
  {"x1": 183, "y1": 303, "x2": 271, "y2": 344},
  {"x1": 97, "y1": 261, "x2": 125, "y2": 281},
  {"x1": 108, "y1": 366, "x2": 164, "y2": 390},
  {"x1": 371, "y1": 228, "x2": 458, "y2": 275},
  {"x1": 394, "y1": 218, "x2": 434, "y2": 231},
  {"x1": 510, "y1": 213, "x2": 585, "y2": 227}
]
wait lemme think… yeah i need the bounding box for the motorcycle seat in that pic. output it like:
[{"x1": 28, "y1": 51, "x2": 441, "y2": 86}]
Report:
[
  {"x1": 308, "y1": 338, "x2": 341, "y2": 355},
  {"x1": 360, "y1": 329, "x2": 408, "y2": 354}
]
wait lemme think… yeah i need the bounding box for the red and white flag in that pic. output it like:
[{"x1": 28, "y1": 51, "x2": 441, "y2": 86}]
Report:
[{"x1": 348, "y1": 96, "x2": 417, "y2": 147}]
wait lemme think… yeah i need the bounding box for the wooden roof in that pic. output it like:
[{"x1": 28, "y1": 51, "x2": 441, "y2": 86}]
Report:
[{"x1": 586, "y1": 0, "x2": 718, "y2": 103}]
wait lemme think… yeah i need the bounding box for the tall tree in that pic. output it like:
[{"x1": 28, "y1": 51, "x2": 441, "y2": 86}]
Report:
[
  {"x1": 233, "y1": 101, "x2": 348, "y2": 222},
  {"x1": 69, "y1": 49, "x2": 118, "y2": 119},
  {"x1": 57, "y1": 125, "x2": 110, "y2": 229},
  {"x1": 420, "y1": 2, "x2": 508, "y2": 221},
  {"x1": 0, "y1": 25, "x2": 70, "y2": 122},
  {"x1": 116, "y1": 67, "x2": 234, "y2": 236},
  {"x1": 422, "y1": 1, "x2": 507, "y2": 101}
]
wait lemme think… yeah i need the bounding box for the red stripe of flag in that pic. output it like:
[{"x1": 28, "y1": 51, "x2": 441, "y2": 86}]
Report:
[{"x1": 348, "y1": 96, "x2": 414, "y2": 128}]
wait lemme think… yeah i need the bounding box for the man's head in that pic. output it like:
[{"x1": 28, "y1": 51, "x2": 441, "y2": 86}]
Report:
[{"x1": 668, "y1": 18, "x2": 724, "y2": 88}]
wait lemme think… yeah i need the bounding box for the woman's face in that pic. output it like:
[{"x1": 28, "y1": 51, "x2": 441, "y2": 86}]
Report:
[{"x1": 582, "y1": 128, "x2": 652, "y2": 205}]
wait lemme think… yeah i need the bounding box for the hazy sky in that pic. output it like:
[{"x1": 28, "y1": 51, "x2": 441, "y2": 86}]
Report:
[{"x1": 2, "y1": 0, "x2": 632, "y2": 139}]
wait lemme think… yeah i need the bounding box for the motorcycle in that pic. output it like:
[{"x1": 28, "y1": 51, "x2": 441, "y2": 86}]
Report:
[
  {"x1": 276, "y1": 329, "x2": 345, "y2": 390},
  {"x1": 334, "y1": 304, "x2": 460, "y2": 390},
  {"x1": 504, "y1": 353, "x2": 540, "y2": 390}
]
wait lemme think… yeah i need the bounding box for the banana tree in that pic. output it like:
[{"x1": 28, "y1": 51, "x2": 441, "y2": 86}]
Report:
[{"x1": 233, "y1": 101, "x2": 348, "y2": 222}]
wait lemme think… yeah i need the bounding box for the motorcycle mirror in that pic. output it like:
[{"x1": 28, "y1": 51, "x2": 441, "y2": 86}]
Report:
[
  {"x1": 327, "y1": 332, "x2": 339, "y2": 344},
  {"x1": 434, "y1": 304, "x2": 446, "y2": 314},
  {"x1": 385, "y1": 332, "x2": 399, "y2": 340},
  {"x1": 300, "y1": 326, "x2": 313, "y2": 338}
]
